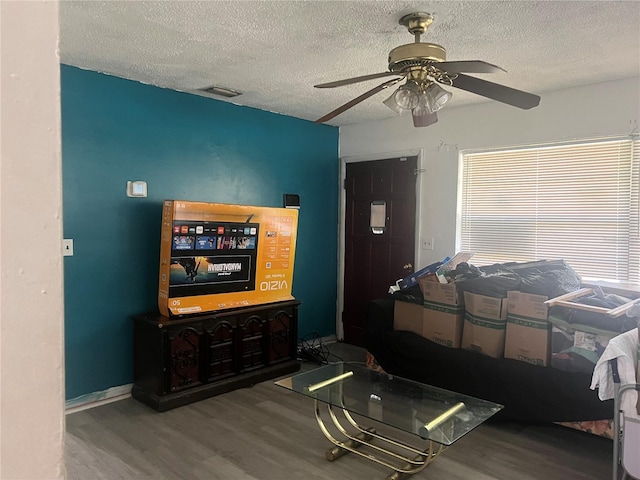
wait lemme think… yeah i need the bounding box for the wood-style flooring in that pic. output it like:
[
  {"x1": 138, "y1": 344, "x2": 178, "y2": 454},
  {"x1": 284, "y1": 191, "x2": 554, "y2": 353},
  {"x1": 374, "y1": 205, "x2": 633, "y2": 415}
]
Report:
[{"x1": 65, "y1": 342, "x2": 613, "y2": 480}]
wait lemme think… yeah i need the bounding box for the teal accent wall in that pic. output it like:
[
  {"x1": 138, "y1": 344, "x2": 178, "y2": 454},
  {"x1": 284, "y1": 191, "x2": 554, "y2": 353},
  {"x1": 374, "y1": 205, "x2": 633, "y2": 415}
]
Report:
[{"x1": 61, "y1": 65, "x2": 339, "y2": 400}]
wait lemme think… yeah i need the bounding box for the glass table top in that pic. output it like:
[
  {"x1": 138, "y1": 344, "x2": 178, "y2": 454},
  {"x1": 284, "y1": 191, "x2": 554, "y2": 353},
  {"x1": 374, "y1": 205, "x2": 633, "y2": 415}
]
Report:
[{"x1": 275, "y1": 362, "x2": 503, "y2": 446}]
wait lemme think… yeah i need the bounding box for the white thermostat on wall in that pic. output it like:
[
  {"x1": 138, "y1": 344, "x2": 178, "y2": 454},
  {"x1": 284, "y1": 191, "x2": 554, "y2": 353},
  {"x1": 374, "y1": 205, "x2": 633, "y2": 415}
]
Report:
[{"x1": 126, "y1": 181, "x2": 147, "y2": 197}]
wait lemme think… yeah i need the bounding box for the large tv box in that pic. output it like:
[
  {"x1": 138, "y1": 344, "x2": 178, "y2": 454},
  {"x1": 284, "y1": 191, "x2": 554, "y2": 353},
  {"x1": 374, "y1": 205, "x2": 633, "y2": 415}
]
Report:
[{"x1": 158, "y1": 200, "x2": 298, "y2": 316}]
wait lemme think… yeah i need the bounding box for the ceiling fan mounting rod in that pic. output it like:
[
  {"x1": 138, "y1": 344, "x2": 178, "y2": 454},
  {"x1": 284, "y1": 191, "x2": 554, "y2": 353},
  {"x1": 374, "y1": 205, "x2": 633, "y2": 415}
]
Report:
[
  {"x1": 390, "y1": 12, "x2": 445, "y2": 72},
  {"x1": 399, "y1": 12, "x2": 433, "y2": 41}
]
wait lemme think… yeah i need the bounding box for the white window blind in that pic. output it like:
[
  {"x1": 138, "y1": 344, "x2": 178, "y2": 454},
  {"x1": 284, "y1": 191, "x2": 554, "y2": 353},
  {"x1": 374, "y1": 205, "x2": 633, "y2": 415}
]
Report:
[{"x1": 459, "y1": 137, "x2": 640, "y2": 285}]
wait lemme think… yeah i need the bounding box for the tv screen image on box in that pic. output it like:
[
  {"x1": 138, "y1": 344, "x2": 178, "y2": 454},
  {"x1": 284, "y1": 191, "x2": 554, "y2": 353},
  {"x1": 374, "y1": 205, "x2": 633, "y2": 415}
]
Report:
[
  {"x1": 168, "y1": 220, "x2": 259, "y2": 297},
  {"x1": 158, "y1": 200, "x2": 298, "y2": 316}
]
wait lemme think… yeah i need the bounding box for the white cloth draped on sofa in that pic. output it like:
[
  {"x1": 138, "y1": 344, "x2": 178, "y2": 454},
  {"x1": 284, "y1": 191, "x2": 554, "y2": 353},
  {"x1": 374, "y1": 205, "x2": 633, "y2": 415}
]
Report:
[{"x1": 590, "y1": 327, "x2": 639, "y2": 419}]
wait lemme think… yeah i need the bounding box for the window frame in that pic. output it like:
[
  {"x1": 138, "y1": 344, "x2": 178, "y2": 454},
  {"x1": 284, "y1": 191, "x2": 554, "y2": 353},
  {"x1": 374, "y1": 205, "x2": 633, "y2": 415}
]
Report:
[{"x1": 456, "y1": 135, "x2": 639, "y2": 286}]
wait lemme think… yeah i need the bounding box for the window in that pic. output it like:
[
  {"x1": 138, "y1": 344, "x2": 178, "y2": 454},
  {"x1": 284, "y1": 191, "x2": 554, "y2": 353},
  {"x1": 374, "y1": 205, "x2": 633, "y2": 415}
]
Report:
[{"x1": 458, "y1": 137, "x2": 639, "y2": 285}]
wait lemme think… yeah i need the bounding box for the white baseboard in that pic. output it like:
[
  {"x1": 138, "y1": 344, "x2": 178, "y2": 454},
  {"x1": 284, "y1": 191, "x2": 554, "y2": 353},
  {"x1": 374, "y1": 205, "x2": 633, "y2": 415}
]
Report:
[{"x1": 65, "y1": 383, "x2": 133, "y2": 414}]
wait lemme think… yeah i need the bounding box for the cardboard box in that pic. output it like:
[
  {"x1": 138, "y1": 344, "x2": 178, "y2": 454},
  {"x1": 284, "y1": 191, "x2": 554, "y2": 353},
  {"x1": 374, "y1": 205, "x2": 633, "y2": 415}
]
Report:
[
  {"x1": 158, "y1": 200, "x2": 298, "y2": 316},
  {"x1": 548, "y1": 314, "x2": 620, "y2": 373},
  {"x1": 461, "y1": 292, "x2": 508, "y2": 358},
  {"x1": 419, "y1": 276, "x2": 463, "y2": 305},
  {"x1": 393, "y1": 300, "x2": 425, "y2": 336},
  {"x1": 419, "y1": 277, "x2": 464, "y2": 348},
  {"x1": 504, "y1": 291, "x2": 550, "y2": 366},
  {"x1": 422, "y1": 302, "x2": 465, "y2": 348}
]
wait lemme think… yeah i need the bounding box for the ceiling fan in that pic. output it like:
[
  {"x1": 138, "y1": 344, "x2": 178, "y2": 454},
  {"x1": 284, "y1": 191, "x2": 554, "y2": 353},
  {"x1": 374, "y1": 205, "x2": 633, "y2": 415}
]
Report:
[{"x1": 314, "y1": 12, "x2": 541, "y2": 127}]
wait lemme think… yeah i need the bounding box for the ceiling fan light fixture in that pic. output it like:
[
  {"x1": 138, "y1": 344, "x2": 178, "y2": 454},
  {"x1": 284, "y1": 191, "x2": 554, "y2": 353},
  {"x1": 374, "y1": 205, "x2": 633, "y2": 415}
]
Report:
[
  {"x1": 383, "y1": 81, "x2": 420, "y2": 113},
  {"x1": 423, "y1": 83, "x2": 452, "y2": 113},
  {"x1": 412, "y1": 93, "x2": 431, "y2": 117},
  {"x1": 394, "y1": 87, "x2": 419, "y2": 110},
  {"x1": 383, "y1": 92, "x2": 404, "y2": 113},
  {"x1": 314, "y1": 11, "x2": 541, "y2": 126}
]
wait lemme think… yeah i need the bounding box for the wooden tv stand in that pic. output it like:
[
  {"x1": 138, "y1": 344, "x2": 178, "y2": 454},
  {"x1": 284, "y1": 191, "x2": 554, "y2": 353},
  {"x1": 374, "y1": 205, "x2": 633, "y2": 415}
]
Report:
[{"x1": 131, "y1": 300, "x2": 300, "y2": 411}]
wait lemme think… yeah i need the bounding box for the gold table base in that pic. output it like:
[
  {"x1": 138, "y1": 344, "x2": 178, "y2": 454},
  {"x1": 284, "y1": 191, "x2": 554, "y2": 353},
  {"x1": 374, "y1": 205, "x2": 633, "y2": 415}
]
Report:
[{"x1": 314, "y1": 399, "x2": 447, "y2": 480}]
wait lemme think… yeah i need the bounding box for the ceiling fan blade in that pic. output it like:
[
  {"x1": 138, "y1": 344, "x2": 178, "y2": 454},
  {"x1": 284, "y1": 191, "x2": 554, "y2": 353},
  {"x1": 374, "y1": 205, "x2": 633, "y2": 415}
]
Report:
[
  {"x1": 315, "y1": 78, "x2": 403, "y2": 124},
  {"x1": 449, "y1": 73, "x2": 541, "y2": 109},
  {"x1": 315, "y1": 72, "x2": 405, "y2": 88},
  {"x1": 436, "y1": 60, "x2": 506, "y2": 74},
  {"x1": 412, "y1": 111, "x2": 438, "y2": 128}
]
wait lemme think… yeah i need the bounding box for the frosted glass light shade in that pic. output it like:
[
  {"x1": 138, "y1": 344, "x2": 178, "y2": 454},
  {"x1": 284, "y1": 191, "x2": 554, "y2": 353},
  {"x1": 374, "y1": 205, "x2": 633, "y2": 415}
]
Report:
[
  {"x1": 383, "y1": 81, "x2": 420, "y2": 112},
  {"x1": 423, "y1": 83, "x2": 452, "y2": 113},
  {"x1": 394, "y1": 88, "x2": 419, "y2": 110}
]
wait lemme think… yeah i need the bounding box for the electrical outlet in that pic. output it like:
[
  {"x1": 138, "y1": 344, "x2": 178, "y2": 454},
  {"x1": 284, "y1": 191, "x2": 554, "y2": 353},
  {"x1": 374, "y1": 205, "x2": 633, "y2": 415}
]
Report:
[
  {"x1": 421, "y1": 237, "x2": 434, "y2": 250},
  {"x1": 63, "y1": 239, "x2": 74, "y2": 256}
]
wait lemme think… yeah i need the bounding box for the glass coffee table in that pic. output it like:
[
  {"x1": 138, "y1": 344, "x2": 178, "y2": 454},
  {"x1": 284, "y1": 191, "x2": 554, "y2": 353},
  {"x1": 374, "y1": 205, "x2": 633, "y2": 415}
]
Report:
[{"x1": 275, "y1": 362, "x2": 503, "y2": 480}]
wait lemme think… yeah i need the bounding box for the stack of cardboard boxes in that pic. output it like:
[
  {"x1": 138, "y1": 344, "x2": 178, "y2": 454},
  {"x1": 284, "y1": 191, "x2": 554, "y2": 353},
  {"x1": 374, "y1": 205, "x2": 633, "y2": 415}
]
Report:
[
  {"x1": 393, "y1": 274, "x2": 552, "y2": 365},
  {"x1": 392, "y1": 264, "x2": 639, "y2": 374}
]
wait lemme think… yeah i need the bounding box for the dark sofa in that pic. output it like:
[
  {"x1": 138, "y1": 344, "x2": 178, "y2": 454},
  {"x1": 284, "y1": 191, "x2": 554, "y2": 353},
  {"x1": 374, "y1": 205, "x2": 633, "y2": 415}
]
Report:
[{"x1": 364, "y1": 296, "x2": 613, "y2": 424}]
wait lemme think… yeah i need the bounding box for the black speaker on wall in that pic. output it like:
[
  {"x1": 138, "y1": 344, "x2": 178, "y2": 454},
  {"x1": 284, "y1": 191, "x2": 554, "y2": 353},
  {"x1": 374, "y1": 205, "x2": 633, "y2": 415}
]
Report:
[{"x1": 283, "y1": 194, "x2": 300, "y2": 209}]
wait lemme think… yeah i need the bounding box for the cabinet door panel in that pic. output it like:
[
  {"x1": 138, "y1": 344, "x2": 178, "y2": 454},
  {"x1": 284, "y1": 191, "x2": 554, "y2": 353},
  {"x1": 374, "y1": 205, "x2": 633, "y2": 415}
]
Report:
[
  {"x1": 268, "y1": 306, "x2": 296, "y2": 363},
  {"x1": 205, "y1": 320, "x2": 236, "y2": 380},
  {"x1": 237, "y1": 314, "x2": 267, "y2": 372},
  {"x1": 167, "y1": 326, "x2": 202, "y2": 392}
]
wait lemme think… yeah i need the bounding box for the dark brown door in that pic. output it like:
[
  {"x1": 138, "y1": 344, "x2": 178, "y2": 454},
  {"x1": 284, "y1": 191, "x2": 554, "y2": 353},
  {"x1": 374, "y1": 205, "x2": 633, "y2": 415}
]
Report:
[{"x1": 343, "y1": 156, "x2": 417, "y2": 346}]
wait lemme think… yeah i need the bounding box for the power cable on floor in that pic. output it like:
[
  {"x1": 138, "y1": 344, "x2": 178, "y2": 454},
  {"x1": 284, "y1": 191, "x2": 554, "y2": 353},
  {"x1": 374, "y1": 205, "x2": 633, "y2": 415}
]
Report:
[{"x1": 297, "y1": 332, "x2": 330, "y2": 364}]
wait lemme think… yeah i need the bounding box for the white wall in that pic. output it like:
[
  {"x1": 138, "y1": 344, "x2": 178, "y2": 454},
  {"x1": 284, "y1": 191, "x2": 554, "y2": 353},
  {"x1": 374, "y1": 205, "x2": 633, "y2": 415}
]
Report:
[
  {"x1": 340, "y1": 77, "x2": 640, "y2": 270},
  {"x1": 0, "y1": 1, "x2": 65, "y2": 479}
]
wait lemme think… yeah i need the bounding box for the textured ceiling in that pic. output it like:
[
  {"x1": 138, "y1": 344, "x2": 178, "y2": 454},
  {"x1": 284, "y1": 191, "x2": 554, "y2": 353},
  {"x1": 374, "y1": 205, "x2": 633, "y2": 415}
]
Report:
[{"x1": 59, "y1": 1, "x2": 640, "y2": 127}]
